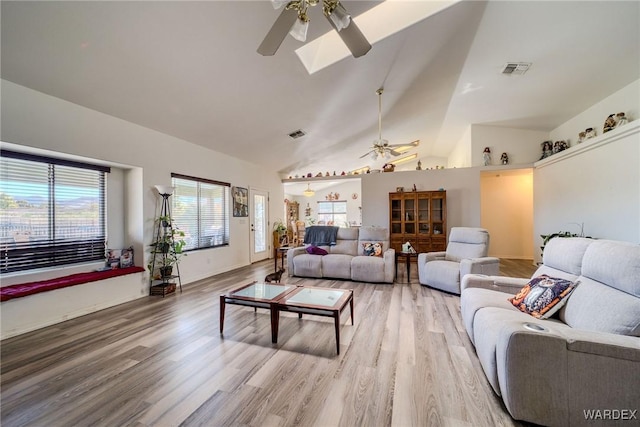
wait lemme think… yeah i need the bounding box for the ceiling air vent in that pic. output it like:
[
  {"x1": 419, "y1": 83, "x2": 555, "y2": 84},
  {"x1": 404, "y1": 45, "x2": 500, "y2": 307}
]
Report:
[
  {"x1": 288, "y1": 129, "x2": 306, "y2": 139},
  {"x1": 501, "y1": 62, "x2": 531, "y2": 75}
]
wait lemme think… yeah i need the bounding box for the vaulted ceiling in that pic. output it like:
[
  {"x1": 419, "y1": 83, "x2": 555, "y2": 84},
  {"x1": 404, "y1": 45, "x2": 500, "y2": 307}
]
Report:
[{"x1": 2, "y1": 1, "x2": 639, "y2": 192}]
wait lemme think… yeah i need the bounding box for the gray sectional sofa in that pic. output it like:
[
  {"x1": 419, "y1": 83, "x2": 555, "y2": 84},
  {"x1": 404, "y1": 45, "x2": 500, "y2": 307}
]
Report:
[
  {"x1": 287, "y1": 226, "x2": 395, "y2": 283},
  {"x1": 460, "y1": 237, "x2": 640, "y2": 426}
]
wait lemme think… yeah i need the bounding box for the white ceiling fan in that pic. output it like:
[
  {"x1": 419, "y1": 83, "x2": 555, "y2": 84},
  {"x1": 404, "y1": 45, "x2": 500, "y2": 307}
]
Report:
[
  {"x1": 257, "y1": 0, "x2": 371, "y2": 58},
  {"x1": 360, "y1": 88, "x2": 420, "y2": 160}
]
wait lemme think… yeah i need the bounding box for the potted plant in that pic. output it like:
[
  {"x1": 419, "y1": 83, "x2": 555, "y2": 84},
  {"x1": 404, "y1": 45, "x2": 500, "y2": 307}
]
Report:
[
  {"x1": 149, "y1": 217, "x2": 187, "y2": 279},
  {"x1": 272, "y1": 219, "x2": 288, "y2": 246}
]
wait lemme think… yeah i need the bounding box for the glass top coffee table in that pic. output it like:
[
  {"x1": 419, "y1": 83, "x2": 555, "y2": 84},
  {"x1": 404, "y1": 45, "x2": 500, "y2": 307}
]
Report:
[
  {"x1": 274, "y1": 286, "x2": 354, "y2": 355},
  {"x1": 219, "y1": 281, "x2": 297, "y2": 338},
  {"x1": 221, "y1": 283, "x2": 354, "y2": 355}
]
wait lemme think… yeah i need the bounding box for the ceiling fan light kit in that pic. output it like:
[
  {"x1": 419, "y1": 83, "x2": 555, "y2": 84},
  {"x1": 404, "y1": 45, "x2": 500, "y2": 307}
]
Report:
[
  {"x1": 258, "y1": 0, "x2": 371, "y2": 57},
  {"x1": 289, "y1": 15, "x2": 309, "y2": 42}
]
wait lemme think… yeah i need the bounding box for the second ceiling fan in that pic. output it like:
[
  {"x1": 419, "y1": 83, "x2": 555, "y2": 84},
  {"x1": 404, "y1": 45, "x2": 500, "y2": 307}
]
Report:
[
  {"x1": 361, "y1": 88, "x2": 420, "y2": 161},
  {"x1": 257, "y1": 0, "x2": 371, "y2": 58}
]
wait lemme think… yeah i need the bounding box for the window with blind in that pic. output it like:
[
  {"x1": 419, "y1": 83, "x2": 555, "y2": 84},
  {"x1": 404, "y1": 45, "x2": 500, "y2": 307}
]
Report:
[
  {"x1": 0, "y1": 150, "x2": 109, "y2": 273},
  {"x1": 317, "y1": 201, "x2": 347, "y2": 226},
  {"x1": 171, "y1": 174, "x2": 230, "y2": 250}
]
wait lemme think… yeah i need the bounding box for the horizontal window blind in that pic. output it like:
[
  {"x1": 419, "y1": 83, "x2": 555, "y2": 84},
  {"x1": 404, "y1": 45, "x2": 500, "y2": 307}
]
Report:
[
  {"x1": 171, "y1": 174, "x2": 230, "y2": 250},
  {"x1": 0, "y1": 152, "x2": 107, "y2": 273},
  {"x1": 317, "y1": 201, "x2": 347, "y2": 227}
]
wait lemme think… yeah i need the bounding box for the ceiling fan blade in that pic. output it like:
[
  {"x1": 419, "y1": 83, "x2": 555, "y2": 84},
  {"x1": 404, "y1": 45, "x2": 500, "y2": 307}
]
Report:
[
  {"x1": 359, "y1": 150, "x2": 374, "y2": 159},
  {"x1": 388, "y1": 140, "x2": 420, "y2": 148},
  {"x1": 257, "y1": 7, "x2": 299, "y2": 56},
  {"x1": 325, "y1": 13, "x2": 371, "y2": 58},
  {"x1": 389, "y1": 149, "x2": 403, "y2": 156}
]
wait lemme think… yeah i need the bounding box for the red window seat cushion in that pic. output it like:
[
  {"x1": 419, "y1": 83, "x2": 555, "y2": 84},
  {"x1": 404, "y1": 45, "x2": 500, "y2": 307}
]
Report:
[{"x1": 0, "y1": 266, "x2": 145, "y2": 302}]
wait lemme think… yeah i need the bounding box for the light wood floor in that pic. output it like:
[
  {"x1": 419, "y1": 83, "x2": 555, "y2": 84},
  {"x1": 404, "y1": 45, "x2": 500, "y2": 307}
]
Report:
[{"x1": 1, "y1": 258, "x2": 537, "y2": 427}]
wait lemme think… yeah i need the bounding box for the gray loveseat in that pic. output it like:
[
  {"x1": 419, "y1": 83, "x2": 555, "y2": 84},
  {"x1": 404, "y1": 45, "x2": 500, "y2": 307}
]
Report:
[
  {"x1": 460, "y1": 237, "x2": 640, "y2": 426},
  {"x1": 287, "y1": 226, "x2": 395, "y2": 283}
]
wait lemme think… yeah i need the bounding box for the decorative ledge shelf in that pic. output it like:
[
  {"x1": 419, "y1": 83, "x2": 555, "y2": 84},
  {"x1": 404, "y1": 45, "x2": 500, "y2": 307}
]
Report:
[
  {"x1": 535, "y1": 120, "x2": 639, "y2": 169},
  {"x1": 281, "y1": 174, "x2": 363, "y2": 183}
]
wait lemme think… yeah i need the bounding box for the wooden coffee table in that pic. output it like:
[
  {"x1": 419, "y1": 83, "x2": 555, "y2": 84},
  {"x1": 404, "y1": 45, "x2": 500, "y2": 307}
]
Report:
[
  {"x1": 273, "y1": 286, "x2": 354, "y2": 355},
  {"x1": 220, "y1": 283, "x2": 354, "y2": 355},
  {"x1": 219, "y1": 281, "x2": 297, "y2": 335}
]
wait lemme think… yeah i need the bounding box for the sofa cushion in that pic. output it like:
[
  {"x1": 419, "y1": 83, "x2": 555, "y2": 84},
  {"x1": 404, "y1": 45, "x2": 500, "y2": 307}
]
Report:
[
  {"x1": 330, "y1": 240, "x2": 357, "y2": 255},
  {"x1": 320, "y1": 254, "x2": 352, "y2": 280},
  {"x1": 422, "y1": 260, "x2": 461, "y2": 294},
  {"x1": 560, "y1": 276, "x2": 640, "y2": 337},
  {"x1": 445, "y1": 227, "x2": 490, "y2": 262},
  {"x1": 291, "y1": 253, "x2": 323, "y2": 278},
  {"x1": 362, "y1": 242, "x2": 383, "y2": 257},
  {"x1": 541, "y1": 237, "x2": 593, "y2": 276},
  {"x1": 460, "y1": 287, "x2": 516, "y2": 344},
  {"x1": 336, "y1": 227, "x2": 359, "y2": 240},
  {"x1": 580, "y1": 240, "x2": 640, "y2": 297},
  {"x1": 357, "y1": 227, "x2": 389, "y2": 255},
  {"x1": 508, "y1": 275, "x2": 579, "y2": 319},
  {"x1": 351, "y1": 256, "x2": 385, "y2": 283}
]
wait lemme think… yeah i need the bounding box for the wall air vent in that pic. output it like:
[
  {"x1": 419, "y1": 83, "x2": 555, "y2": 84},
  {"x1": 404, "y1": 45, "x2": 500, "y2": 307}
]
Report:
[
  {"x1": 501, "y1": 62, "x2": 532, "y2": 75},
  {"x1": 288, "y1": 129, "x2": 306, "y2": 139}
]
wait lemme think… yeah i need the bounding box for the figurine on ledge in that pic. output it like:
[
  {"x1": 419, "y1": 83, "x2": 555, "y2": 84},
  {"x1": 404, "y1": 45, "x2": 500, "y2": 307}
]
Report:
[{"x1": 501, "y1": 152, "x2": 509, "y2": 165}]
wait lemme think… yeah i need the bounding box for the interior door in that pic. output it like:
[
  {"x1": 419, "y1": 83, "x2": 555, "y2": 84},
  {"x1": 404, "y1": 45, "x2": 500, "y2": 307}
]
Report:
[{"x1": 250, "y1": 188, "x2": 269, "y2": 263}]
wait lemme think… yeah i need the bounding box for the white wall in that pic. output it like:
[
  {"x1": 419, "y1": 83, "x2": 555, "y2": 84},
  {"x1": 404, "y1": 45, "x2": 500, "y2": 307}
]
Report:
[
  {"x1": 533, "y1": 121, "x2": 640, "y2": 264},
  {"x1": 1, "y1": 80, "x2": 284, "y2": 336},
  {"x1": 471, "y1": 125, "x2": 548, "y2": 167},
  {"x1": 550, "y1": 79, "x2": 640, "y2": 144},
  {"x1": 448, "y1": 125, "x2": 472, "y2": 168}
]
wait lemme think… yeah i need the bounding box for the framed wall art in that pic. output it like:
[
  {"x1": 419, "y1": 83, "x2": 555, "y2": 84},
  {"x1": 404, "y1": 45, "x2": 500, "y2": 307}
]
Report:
[{"x1": 232, "y1": 186, "x2": 249, "y2": 217}]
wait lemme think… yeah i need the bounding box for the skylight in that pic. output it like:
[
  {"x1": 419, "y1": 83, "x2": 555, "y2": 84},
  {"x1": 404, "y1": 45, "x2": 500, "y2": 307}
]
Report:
[{"x1": 295, "y1": 0, "x2": 462, "y2": 74}]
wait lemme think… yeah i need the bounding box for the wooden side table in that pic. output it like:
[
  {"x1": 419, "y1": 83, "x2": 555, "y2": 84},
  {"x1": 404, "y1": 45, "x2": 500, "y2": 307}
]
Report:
[
  {"x1": 274, "y1": 246, "x2": 289, "y2": 272},
  {"x1": 395, "y1": 252, "x2": 418, "y2": 283}
]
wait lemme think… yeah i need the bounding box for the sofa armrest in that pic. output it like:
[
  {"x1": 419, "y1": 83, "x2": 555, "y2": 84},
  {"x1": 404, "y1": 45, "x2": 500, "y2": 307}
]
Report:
[
  {"x1": 495, "y1": 323, "x2": 640, "y2": 425},
  {"x1": 559, "y1": 328, "x2": 640, "y2": 361},
  {"x1": 461, "y1": 274, "x2": 529, "y2": 293},
  {"x1": 418, "y1": 251, "x2": 445, "y2": 265},
  {"x1": 460, "y1": 257, "x2": 500, "y2": 278},
  {"x1": 287, "y1": 246, "x2": 307, "y2": 274},
  {"x1": 383, "y1": 248, "x2": 395, "y2": 283}
]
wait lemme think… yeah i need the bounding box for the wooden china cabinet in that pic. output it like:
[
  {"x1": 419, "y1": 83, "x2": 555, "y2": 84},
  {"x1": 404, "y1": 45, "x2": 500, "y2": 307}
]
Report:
[{"x1": 389, "y1": 190, "x2": 447, "y2": 253}]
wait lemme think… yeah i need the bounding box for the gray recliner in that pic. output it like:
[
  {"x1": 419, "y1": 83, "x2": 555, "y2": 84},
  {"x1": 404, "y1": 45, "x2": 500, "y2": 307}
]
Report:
[{"x1": 417, "y1": 227, "x2": 499, "y2": 294}]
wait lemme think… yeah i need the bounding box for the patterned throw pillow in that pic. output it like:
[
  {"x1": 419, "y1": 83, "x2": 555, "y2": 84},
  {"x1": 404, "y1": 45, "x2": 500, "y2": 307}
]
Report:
[
  {"x1": 508, "y1": 275, "x2": 579, "y2": 319},
  {"x1": 362, "y1": 242, "x2": 383, "y2": 257}
]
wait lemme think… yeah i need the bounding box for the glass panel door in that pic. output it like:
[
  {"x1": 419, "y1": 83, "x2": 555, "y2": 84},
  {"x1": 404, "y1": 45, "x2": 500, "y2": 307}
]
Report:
[{"x1": 250, "y1": 188, "x2": 269, "y2": 263}]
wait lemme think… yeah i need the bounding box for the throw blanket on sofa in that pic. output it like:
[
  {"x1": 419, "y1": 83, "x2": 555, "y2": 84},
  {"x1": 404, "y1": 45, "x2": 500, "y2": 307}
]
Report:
[{"x1": 304, "y1": 226, "x2": 339, "y2": 246}]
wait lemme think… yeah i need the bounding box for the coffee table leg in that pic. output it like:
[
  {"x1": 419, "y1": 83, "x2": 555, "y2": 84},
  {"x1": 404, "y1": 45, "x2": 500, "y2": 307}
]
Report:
[
  {"x1": 271, "y1": 306, "x2": 280, "y2": 344},
  {"x1": 334, "y1": 310, "x2": 340, "y2": 355},
  {"x1": 219, "y1": 295, "x2": 226, "y2": 334},
  {"x1": 406, "y1": 257, "x2": 411, "y2": 283},
  {"x1": 350, "y1": 291, "x2": 354, "y2": 325}
]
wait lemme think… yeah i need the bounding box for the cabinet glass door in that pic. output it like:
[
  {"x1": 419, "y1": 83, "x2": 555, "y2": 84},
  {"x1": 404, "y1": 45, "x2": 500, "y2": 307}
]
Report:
[
  {"x1": 418, "y1": 197, "x2": 430, "y2": 234},
  {"x1": 403, "y1": 198, "x2": 415, "y2": 234},
  {"x1": 432, "y1": 197, "x2": 444, "y2": 235},
  {"x1": 390, "y1": 198, "x2": 402, "y2": 234}
]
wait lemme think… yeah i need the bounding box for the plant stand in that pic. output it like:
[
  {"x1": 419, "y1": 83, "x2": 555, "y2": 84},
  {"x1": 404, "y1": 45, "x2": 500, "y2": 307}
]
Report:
[{"x1": 149, "y1": 190, "x2": 182, "y2": 297}]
